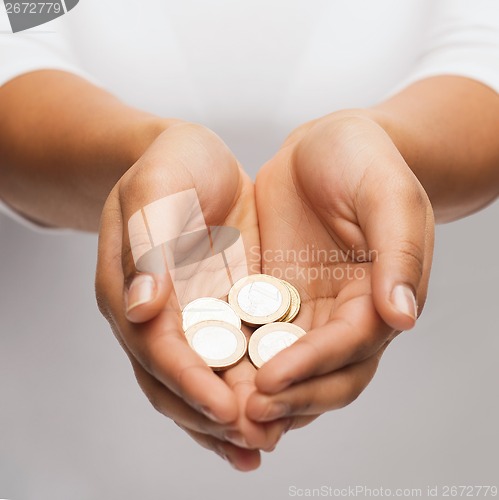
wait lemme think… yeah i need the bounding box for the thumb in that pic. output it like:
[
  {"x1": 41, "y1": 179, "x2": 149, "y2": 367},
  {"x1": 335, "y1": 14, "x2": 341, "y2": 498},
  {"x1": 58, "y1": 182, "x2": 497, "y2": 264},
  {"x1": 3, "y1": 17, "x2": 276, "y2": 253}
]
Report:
[
  {"x1": 360, "y1": 170, "x2": 434, "y2": 332},
  {"x1": 125, "y1": 272, "x2": 171, "y2": 323}
]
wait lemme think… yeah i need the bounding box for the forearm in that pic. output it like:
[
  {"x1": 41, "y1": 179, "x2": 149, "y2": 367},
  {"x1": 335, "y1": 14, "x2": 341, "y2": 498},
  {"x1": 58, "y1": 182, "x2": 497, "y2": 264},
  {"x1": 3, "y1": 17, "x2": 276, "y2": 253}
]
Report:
[
  {"x1": 0, "y1": 70, "x2": 172, "y2": 231},
  {"x1": 368, "y1": 76, "x2": 499, "y2": 223}
]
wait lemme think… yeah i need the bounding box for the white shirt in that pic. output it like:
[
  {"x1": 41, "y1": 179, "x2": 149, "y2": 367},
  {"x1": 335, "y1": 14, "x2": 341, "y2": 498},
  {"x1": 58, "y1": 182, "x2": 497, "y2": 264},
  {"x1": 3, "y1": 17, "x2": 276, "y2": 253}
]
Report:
[{"x1": 1, "y1": 0, "x2": 499, "y2": 227}]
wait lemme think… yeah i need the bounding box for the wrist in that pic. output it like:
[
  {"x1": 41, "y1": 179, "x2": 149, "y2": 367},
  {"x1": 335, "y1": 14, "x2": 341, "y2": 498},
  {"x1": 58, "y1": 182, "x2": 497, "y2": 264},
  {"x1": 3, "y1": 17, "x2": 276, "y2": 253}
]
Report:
[
  {"x1": 320, "y1": 107, "x2": 408, "y2": 148},
  {"x1": 323, "y1": 107, "x2": 420, "y2": 180},
  {"x1": 118, "y1": 115, "x2": 178, "y2": 173},
  {"x1": 87, "y1": 115, "x2": 177, "y2": 207},
  {"x1": 75, "y1": 114, "x2": 178, "y2": 231}
]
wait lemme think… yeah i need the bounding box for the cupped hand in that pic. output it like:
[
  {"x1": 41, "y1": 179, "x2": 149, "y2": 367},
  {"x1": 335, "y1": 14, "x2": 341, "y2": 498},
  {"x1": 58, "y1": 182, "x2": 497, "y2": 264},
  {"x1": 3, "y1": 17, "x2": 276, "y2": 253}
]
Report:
[
  {"x1": 96, "y1": 113, "x2": 435, "y2": 468},
  {"x1": 246, "y1": 111, "x2": 434, "y2": 430},
  {"x1": 96, "y1": 122, "x2": 288, "y2": 471}
]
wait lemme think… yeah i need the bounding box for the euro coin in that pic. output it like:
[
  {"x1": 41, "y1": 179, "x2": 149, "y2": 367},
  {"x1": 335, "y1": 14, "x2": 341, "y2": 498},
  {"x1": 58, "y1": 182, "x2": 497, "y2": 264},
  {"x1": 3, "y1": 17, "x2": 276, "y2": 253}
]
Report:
[
  {"x1": 279, "y1": 280, "x2": 301, "y2": 323},
  {"x1": 184, "y1": 320, "x2": 247, "y2": 370},
  {"x1": 248, "y1": 322, "x2": 306, "y2": 368},
  {"x1": 182, "y1": 297, "x2": 241, "y2": 332},
  {"x1": 228, "y1": 274, "x2": 291, "y2": 326}
]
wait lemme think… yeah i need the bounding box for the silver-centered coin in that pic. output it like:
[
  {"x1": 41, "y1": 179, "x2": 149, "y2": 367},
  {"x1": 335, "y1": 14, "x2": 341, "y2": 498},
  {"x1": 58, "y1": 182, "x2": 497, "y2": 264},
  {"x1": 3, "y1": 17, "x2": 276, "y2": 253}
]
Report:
[
  {"x1": 182, "y1": 297, "x2": 241, "y2": 332},
  {"x1": 279, "y1": 280, "x2": 301, "y2": 323},
  {"x1": 228, "y1": 274, "x2": 291, "y2": 326},
  {"x1": 248, "y1": 322, "x2": 306, "y2": 368},
  {"x1": 184, "y1": 320, "x2": 247, "y2": 370}
]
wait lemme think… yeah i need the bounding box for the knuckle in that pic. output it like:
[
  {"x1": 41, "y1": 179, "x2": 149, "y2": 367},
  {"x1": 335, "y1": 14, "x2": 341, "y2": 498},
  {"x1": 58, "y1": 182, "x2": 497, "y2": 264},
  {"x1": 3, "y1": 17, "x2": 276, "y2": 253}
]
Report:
[
  {"x1": 175, "y1": 363, "x2": 207, "y2": 395},
  {"x1": 349, "y1": 341, "x2": 374, "y2": 366},
  {"x1": 336, "y1": 385, "x2": 362, "y2": 410},
  {"x1": 94, "y1": 288, "x2": 111, "y2": 320},
  {"x1": 283, "y1": 119, "x2": 317, "y2": 147},
  {"x1": 95, "y1": 273, "x2": 121, "y2": 326},
  {"x1": 132, "y1": 342, "x2": 155, "y2": 376},
  {"x1": 147, "y1": 391, "x2": 165, "y2": 416},
  {"x1": 174, "y1": 421, "x2": 188, "y2": 433},
  {"x1": 135, "y1": 375, "x2": 167, "y2": 417},
  {"x1": 345, "y1": 379, "x2": 366, "y2": 407},
  {"x1": 194, "y1": 418, "x2": 214, "y2": 436},
  {"x1": 288, "y1": 394, "x2": 313, "y2": 416},
  {"x1": 142, "y1": 333, "x2": 180, "y2": 380},
  {"x1": 298, "y1": 336, "x2": 324, "y2": 370},
  {"x1": 121, "y1": 245, "x2": 138, "y2": 287},
  {"x1": 119, "y1": 164, "x2": 168, "y2": 203},
  {"x1": 395, "y1": 239, "x2": 425, "y2": 279},
  {"x1": 336, "y1": 316, "x2": 375, "y2": 363},
  {"x1": 338, "y1": 364, "x2": 375, "y2": 409},
  {"x1": 404, "y1": 182, "x2": 428, "y2": 208}
]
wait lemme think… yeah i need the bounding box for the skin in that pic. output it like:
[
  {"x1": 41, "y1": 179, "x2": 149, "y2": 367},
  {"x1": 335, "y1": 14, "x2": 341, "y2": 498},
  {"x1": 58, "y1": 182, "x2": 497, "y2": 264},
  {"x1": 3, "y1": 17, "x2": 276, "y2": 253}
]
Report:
[
  {"x1": 1, "y1": 70, "x2": 498, "y2": 471},
  {"x1": 96, "y1": 123, "x2": 285, "y2": 471}
]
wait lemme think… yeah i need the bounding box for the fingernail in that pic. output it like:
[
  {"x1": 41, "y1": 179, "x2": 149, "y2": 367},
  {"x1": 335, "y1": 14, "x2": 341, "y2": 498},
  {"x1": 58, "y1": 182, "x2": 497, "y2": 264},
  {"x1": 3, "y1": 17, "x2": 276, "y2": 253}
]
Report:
[
  {"x1": 262, "y1": 430, "x2": 285, "y2": 452},
  {"x1": 215, "y1": 445, "x2": 228, "y2": 462},
  {"x1": 262, "y1": 443, "x2": 277, "y2": 453},
  {"x1": 126, "y1": 274, "x2": 155, "y2": 312},
  {"x1": 224, "y1": 431, "x2": 250, "y2": 449},
  {"x1": 283, "y1": 418, "x2": 294, "y2": 434},
  {"x1": 259, "y1": 402, "x2": 289, "y2": 422},
  {"x1": 391, "y1": 284, "x2": 417, "y2": 320},
  {"x1": 201, "y1": 406, "x2": 225, "y2": 424}
]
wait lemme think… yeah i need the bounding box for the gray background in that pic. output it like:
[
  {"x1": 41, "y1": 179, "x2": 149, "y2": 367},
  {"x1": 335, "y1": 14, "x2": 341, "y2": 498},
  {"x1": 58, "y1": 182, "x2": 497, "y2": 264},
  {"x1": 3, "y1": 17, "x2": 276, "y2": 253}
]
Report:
[{"x1": 0, "y1": 162, "x2": 498, "y2": 498}]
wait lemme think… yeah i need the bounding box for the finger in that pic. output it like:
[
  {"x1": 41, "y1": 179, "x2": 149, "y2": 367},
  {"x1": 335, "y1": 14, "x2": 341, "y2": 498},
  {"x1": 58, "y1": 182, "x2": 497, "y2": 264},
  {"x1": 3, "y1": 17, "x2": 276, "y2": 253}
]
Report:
[
  {"x1": 125, "y1": 272, "x2": 171, "y2": 323},
  {"x1": 133, "y1": 361, "x2": 238, "y2": 439},
  {"x1": 180, "y1": 426, "x2": 262, "y2": 471},
  {"x1": 220, "y1": 355, "x2": 290, "y2": 451},
  {"x1": 97, "y1": 188, "x2": 239, "y2": 424},
  {"x1": 121, "y1": 300, "x2": 240, "y2": 423},
  {"x1": 359, "y1": 160, "x2": 434, "y2": 331},
  {"x1": 289, "y1": 415, "x2": 319, "y2": 430},
  {"x1": 247, "y1": 353, "x2": 381, "y2": 422},
  {"x1": 255, "y1": 291, "x2": 391, "y2": 394}
]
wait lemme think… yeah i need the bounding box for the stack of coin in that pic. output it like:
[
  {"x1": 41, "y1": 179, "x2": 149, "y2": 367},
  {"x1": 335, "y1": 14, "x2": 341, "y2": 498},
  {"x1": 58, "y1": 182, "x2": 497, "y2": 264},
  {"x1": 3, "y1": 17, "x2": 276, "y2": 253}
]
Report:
[
  {"x1": 228, "y1": 274, "x2": 300, "y2": 326},
  {"x1": 182, "y1": 274, "x2": 303, "y2": 370},
  {"x1": 182, "y1": 296, "x2": 246, "y2": 370},
  {"x1": 278, "y1": 280, "x2": 301, "y2": 323}
]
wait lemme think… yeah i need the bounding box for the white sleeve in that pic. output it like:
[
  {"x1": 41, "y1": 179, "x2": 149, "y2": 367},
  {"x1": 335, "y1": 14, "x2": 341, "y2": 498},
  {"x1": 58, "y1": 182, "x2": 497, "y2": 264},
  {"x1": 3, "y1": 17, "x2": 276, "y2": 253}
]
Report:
[
  {"x1": 0, "y1": 8, "x2": 95, "y2": 87},
  {"x1": 396, "y1": 0, "x2": 499, "y2": 93},
  {"x1": 0, "y1": 9, "x2": 97, "y2": 231}
]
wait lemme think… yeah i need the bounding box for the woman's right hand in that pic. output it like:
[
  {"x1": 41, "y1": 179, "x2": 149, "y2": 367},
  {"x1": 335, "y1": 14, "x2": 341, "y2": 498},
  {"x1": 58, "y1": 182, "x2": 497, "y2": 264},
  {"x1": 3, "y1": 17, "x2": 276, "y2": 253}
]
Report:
[{"x1": 95, "y1": 122, "x2": 287, "y2": 471}]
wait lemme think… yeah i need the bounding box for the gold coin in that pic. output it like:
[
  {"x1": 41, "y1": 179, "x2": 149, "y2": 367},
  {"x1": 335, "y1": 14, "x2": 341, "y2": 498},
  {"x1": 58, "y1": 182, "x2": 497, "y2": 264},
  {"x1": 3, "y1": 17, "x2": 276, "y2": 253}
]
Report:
[
  {"x1": 248, "y1": 322, "x2": 306, "y2": 368},
  {"x1": 279, "y1": 280, "x2": 301, "y2": 322},
  {"x1": 184, "y1": 320, "x2": 247, "y2": 371},
  {"x1": 228, "y1": 274, "x2": 291, "y2": 327}
]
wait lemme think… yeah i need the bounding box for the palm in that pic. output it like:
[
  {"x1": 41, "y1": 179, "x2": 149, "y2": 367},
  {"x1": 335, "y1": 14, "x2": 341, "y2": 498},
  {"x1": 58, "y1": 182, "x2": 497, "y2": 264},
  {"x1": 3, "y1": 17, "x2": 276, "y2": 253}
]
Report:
[
  {"x1": 256, "y1": 146, "x2": 372, "y2": 328},
  {"x1": 253, "y1": 135, "x2": 394, "y2": 428}
]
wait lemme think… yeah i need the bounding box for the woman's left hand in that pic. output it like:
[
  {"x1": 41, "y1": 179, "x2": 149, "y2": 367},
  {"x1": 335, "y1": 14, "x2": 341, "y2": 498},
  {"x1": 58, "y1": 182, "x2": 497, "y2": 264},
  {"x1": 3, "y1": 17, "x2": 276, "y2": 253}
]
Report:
[{"x1": 247, "y1": 111, "x2": 434, "y2": 429}]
